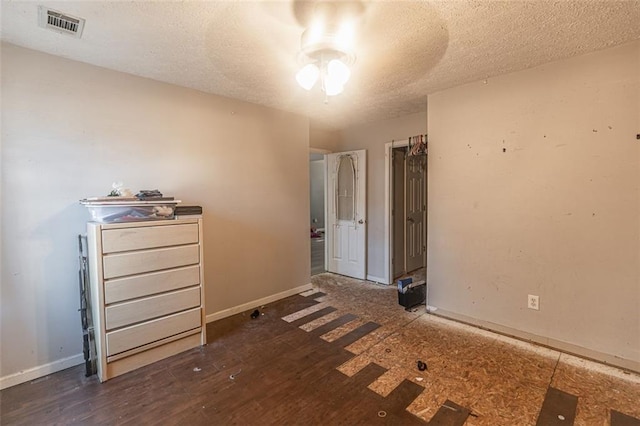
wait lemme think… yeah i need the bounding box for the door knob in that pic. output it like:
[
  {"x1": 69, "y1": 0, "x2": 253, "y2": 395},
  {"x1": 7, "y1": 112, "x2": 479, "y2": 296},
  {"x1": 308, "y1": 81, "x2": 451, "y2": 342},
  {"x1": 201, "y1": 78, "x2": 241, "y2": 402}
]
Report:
[
  {"x1": 358, "y1": 219, "x2": 364, "y2": 224},
  {"x1": 407, "y1": 217, "x2": 415, "y2": 223}
]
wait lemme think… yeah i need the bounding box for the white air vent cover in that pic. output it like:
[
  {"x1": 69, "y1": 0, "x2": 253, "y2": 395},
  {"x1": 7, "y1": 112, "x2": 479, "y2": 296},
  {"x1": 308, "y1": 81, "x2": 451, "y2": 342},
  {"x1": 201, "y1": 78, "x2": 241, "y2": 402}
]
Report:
[{"x1": 38, "y1": 6, "x2": 85, "y2": 38}]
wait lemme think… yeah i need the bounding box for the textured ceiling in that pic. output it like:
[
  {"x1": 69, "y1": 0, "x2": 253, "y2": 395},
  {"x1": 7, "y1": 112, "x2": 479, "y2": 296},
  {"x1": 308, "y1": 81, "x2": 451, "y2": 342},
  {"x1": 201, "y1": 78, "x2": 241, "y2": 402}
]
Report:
[{"x1": 1, "y1": 1, "x2": 639, "y2": 129}]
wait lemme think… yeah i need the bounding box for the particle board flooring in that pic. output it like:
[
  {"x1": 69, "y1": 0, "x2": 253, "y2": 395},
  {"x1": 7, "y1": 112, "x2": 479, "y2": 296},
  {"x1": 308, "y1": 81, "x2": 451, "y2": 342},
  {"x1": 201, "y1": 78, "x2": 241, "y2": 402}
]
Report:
[{"x1": 1, "y1": 272, "x2": 639, "y2": 425}]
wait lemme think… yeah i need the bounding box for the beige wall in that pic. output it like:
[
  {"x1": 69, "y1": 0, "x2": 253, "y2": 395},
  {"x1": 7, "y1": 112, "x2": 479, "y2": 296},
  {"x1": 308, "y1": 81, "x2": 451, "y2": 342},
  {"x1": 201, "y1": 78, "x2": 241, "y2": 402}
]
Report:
[
  {"x1": 0, "y1": 44, "x2": 310, "y2": 381},
  {"x1": 338, "y1": 112, "x2": 427, "y2": 281},
  {"x1": 428, "y1": 41, "x2": 639, "y2": 367},
  {"x1": 309, "y1": 127, "x2": 341, "y2": 152}
]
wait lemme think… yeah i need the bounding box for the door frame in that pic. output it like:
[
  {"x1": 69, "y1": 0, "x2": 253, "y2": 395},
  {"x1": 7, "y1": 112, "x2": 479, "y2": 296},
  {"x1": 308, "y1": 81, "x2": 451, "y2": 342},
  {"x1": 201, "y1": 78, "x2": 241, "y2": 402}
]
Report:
[
  {"x1": 383, "y1": 139, "x2": 427, "y2": 285},
  {"x1": 309, "y1": 148, "x2": 330, "y2": 276},
  {"x1": 310, "y1": 147, "x2": 330, "y2": 229}
]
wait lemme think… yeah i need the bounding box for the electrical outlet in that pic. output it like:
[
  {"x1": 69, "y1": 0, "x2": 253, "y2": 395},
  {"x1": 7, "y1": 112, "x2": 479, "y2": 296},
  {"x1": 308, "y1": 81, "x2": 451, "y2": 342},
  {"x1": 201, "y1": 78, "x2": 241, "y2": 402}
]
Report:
[{"x1": 528, "y1": 294, "x2": 540, "y2": 310}]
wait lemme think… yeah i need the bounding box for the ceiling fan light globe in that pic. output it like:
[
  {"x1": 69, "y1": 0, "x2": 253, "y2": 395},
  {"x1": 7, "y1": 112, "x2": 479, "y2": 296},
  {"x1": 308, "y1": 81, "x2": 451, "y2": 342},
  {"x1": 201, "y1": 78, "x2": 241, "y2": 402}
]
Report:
[
  {"x1": 327, "y1": 59, "x2": 351, "y2": 86},
  {"x1": 296, "y1": 64, "x2": 320, "y2": 90},
  {"x1": 324, "y1": 78, "x2": 344, "y2": 96}
]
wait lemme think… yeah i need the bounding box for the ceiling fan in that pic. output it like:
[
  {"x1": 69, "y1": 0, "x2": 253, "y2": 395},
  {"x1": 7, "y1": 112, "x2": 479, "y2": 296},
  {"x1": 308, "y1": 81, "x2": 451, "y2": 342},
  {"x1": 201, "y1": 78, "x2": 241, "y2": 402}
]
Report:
[{"x1": 292, "y1": 1, "x2": 367, "y2": 99}]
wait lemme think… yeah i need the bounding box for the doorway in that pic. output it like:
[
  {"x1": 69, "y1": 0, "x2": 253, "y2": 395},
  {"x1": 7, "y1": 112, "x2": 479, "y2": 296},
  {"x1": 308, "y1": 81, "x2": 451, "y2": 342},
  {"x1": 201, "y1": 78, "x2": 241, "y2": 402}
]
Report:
[
  {"x1": 384, "y1": 140, "x2": 427, "y2": 284},
  {"x1": 310, "y1": 149, "x2": 328, "y2": 276}
]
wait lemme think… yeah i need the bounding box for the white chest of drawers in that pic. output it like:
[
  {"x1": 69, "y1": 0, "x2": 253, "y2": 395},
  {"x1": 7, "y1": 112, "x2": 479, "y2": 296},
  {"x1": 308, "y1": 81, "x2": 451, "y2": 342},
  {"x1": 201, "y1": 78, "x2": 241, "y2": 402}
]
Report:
[{"x1": 87, "y1": 218, "x2": 206, "y2": 382}]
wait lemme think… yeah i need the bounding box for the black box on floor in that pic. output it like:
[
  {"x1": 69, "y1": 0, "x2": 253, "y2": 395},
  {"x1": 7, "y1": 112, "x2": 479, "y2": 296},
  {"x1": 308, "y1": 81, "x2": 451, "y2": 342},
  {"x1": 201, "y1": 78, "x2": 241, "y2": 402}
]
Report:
[{"x1": 397, "y1": 278, "x2": 426, "y2": 310}]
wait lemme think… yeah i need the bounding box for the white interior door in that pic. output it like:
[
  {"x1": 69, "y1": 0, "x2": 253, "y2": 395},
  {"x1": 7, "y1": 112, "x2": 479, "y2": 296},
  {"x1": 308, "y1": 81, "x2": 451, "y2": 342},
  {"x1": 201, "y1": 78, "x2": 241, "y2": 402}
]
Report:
[{"x1": 326, "y1": 150, "x2": 367, "y2": 279}]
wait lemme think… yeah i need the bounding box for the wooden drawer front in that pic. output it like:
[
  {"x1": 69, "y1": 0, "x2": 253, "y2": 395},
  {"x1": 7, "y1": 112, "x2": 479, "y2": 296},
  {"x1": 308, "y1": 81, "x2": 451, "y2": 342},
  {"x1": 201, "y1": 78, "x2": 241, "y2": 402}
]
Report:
[
  {"x1": 105, "y1": 265, "x2": 200, "y2": 304},
  {"x1": 105, "y1": 287, "x2": 201, "y2": 330},
  {"x1": 106, "y1": 308, "x2": 201, "y2": 356},
  {"x1": 101, "y1": 223, "x2": 199, "y2": 254},
  {"x1": 103, "y1": 245, "x2": 199, "y2": 279},
  {"x1": 106, "y1": 333, "x2": 201, "y2": 379}
]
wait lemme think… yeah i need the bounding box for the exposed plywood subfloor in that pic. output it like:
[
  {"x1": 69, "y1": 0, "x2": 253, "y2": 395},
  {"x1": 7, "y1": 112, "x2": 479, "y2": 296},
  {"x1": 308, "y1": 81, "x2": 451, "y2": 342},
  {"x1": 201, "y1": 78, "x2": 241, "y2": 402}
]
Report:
[
  {"x1": 551, "y1": 355, "x2": 640, "y2": 426},
  {"x1": 300, "y1": 310, "x2": 344, "y2": 332},
  {"x1": 281, "y1": 301, "x2": 330, "y2": 322},
  {"x1": 321, "y1": 318, "x2": 367, "y2": 343},
  {"x1": 308, "y1": 273, "x2": 640, "y2": 425}
]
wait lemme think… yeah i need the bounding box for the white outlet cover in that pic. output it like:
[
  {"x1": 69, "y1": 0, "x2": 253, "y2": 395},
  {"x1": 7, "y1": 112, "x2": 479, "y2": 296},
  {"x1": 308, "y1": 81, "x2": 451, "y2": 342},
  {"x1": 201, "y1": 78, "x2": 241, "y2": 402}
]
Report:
[{"x1": 528, "y1": 294, "x2": 540, "y2": 310}]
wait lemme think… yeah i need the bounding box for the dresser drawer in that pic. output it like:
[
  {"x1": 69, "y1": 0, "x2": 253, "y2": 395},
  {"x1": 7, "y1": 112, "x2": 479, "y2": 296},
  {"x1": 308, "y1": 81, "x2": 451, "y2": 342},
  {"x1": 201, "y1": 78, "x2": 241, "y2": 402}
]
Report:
[
  {"x1": 105, "y1": 286, "x2": 201, "y2": 330},
  {"x1": 105, "y1": 265, "x2": 200, "y2": 304},
  {"x1": 103, "y1": 245, "x2": 199, "y2": 279},
  {"x1": 106, "y1": 308, "x2": 201, "y2": 356},
  {"x1": 101, "y1": 223, "x2": 199, "y2": 254}
]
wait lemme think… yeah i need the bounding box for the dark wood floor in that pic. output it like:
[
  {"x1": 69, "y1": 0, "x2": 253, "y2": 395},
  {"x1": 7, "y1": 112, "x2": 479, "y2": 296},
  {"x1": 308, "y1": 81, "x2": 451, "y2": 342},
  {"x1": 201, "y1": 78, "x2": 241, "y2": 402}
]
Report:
[{"x1": 1, "y1": 293, "x2": 426, "y2": 425}]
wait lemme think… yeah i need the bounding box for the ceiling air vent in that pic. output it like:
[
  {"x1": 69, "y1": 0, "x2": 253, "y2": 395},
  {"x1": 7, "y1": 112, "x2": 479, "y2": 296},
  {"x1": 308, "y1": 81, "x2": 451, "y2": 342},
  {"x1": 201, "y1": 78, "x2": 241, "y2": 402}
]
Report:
[{"x1": 38, "y1": 6, "x2": 85, "y2": 38}]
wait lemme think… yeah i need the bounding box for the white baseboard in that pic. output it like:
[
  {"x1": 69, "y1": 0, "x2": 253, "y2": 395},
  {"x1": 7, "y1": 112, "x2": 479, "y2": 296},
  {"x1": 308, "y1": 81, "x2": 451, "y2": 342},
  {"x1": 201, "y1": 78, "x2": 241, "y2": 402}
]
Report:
[
  {"x1": 206, "y1": 283, "x2": 314, "y2": 323},
  {"x1": 0, "y1": 353, "x2": 84, "y2": 390},
  {"x1": 366, "y1": 274, "x2": 388, "y2": 284},
  {"x1": 432, "y1": 308, "x2": 640, "y2": 374},
  {"x1": 1, "y1": 284, "x2": 314, "y2": 389},
  {"x1": 5, "y1": 297, "x2": 635, "y2": 390}
]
